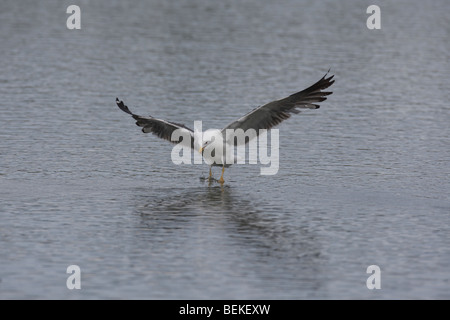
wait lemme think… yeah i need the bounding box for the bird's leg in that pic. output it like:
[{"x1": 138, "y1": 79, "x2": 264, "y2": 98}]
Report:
[
  {"x1": 218, "y1": 166, "x2": 225, "y2": 184},
  {"x1": 208, "y1": 166, "x2": 213, "y2": 181}
]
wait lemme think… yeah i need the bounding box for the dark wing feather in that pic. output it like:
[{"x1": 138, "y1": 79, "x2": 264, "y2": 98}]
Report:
[
  {"x1": 116, "y1": 98, "x2": 194, "y2": 149},
  {"x1": 222, "y1": 72, "x2": 334, "y2": 140}
]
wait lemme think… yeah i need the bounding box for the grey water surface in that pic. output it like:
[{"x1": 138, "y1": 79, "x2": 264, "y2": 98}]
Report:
[{"x1": 0, "y1": 0, "x2": 449, "y2": 299}]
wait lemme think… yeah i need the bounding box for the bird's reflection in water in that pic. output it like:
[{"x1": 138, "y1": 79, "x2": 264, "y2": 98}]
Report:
[
  {"x1": 131, "y1": 183, "x2": 324, "y2": 295},
  {"x1": 134, "y1": 184, "x2": 272, "y2": 235}
]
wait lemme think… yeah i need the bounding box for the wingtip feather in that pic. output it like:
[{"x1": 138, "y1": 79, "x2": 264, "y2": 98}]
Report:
[{"x1": 116, "y1": 98, "x2": 133, "y2": 115}]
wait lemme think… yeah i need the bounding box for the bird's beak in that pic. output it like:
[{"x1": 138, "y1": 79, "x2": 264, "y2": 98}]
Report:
[{"x1": 199, "y1": 147, "x2": 204, "y2": 154}]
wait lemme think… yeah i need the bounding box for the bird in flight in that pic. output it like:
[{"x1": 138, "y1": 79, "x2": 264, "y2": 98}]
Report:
[{"x1": 116, "y1": 72, "x2": 334, "y2": 183}]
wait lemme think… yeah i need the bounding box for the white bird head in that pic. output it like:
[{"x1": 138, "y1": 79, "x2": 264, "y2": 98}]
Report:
[{"x1": 198, "y1": 129, "x2": 222, "y2": 154}]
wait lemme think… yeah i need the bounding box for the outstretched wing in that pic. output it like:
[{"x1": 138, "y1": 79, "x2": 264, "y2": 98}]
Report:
[
  {"x1": 116, "y1": 98, "x2": 194, "y2": 149},
  {"x1": 222, "y1": 72, "x2": 334, "y2": 143}
]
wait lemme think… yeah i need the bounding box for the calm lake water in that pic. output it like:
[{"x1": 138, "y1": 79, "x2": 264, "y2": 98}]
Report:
[{"x1": 0, "y1": 0, "x2": 449, "y2": 299}]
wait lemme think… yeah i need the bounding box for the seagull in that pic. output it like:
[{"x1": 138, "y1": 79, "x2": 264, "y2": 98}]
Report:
[{"x1": 116, "y1": 72, "x2": 334, "y2": 183}]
